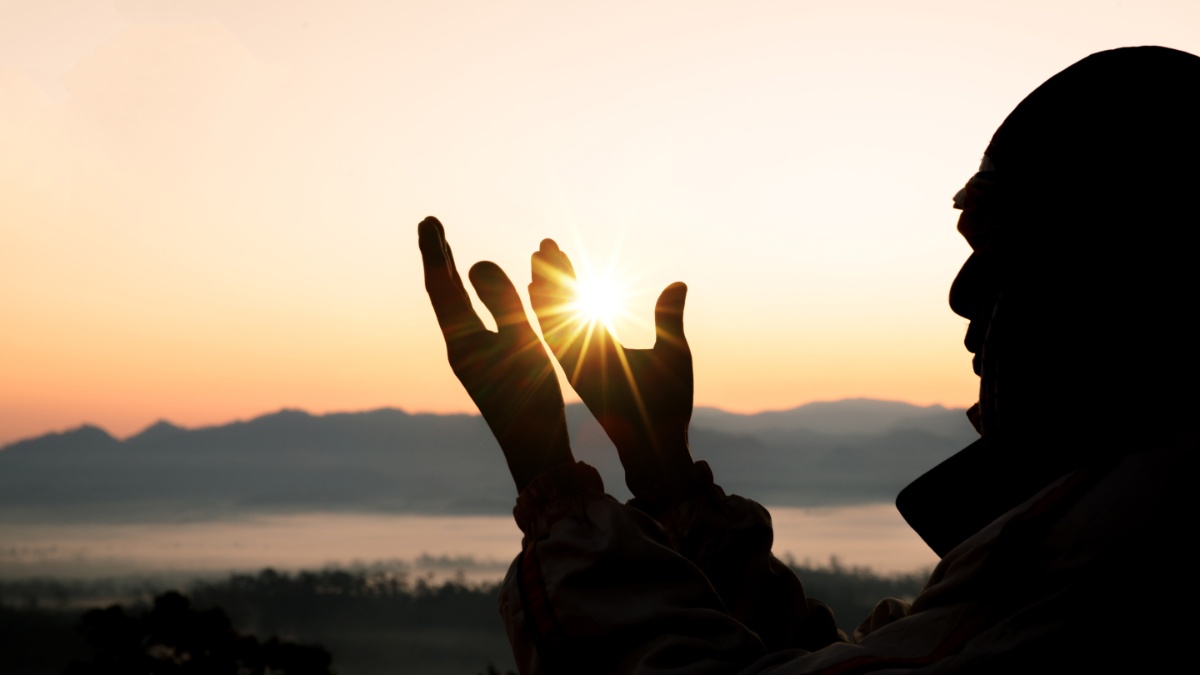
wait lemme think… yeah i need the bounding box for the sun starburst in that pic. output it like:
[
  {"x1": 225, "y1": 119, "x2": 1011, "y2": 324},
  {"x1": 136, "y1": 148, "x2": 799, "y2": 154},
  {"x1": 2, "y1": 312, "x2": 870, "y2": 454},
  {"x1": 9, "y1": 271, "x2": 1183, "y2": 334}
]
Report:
[{"x1": 569, "y1": 275, "x2": 627, "y2": 329}]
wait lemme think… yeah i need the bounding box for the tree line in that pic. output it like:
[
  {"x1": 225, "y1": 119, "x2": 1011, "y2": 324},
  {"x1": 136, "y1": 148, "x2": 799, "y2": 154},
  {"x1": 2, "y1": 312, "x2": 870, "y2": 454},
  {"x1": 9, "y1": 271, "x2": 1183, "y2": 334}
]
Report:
[{"x1": 1, "y1": 561, "x2": 927, "y2": 675}]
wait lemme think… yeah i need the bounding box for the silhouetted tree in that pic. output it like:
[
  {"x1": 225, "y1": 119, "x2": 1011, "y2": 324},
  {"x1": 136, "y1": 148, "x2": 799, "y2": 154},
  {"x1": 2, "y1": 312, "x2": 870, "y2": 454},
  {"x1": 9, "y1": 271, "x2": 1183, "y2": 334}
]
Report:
[{"x1": 65, "y1": 590, "x2": 334, "y2": 675}]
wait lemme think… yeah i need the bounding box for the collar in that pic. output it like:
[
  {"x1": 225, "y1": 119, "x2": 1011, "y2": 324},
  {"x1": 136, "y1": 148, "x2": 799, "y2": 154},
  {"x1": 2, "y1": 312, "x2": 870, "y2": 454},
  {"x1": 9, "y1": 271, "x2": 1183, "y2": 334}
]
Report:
[{"x1": 895, "y1": 435, "x2": 1084, "y2": 557}]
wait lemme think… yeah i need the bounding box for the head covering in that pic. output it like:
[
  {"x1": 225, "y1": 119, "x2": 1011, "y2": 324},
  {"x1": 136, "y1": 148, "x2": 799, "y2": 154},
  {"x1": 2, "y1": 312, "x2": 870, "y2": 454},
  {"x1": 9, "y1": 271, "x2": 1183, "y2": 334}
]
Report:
[
  {"x1": 988, "y1": 47, "x2": 1200, "y2": 179},
  {"x1": 984, "y1": 47, "x2": 1200, "y2": 245}
]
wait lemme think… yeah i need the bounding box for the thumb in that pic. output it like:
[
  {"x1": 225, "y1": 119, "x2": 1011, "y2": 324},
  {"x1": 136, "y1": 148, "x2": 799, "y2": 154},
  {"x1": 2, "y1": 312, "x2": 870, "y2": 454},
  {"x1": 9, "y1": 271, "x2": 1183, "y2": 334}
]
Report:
[
  {"x1": 469, "y1": 261, "x2": 532, "y2": 335},
  {"x1": 654, "y1": 282, "x2": 688, "y2": 349}
]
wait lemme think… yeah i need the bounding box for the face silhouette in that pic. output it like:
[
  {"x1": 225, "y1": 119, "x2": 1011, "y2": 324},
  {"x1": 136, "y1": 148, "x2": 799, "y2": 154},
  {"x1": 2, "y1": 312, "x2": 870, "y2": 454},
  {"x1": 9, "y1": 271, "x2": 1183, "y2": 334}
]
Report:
[{"x1": 948, "y1": 161, "x2": 1004, "y2": 436}]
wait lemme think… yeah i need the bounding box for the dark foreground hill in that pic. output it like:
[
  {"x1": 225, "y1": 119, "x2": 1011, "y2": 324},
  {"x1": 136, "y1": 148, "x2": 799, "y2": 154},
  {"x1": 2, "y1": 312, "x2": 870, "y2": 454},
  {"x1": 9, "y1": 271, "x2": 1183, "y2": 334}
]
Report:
[{"x1": 0, "y1": 399, "x2": 976, "y2": 522}]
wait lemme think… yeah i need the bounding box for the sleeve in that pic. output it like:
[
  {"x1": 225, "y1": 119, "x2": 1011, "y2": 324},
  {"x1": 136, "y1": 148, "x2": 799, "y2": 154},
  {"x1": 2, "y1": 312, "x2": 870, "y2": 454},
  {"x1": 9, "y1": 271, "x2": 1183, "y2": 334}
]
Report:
[
  {"x1": 630, "y1": 461, "x2": 844, "y2": 652},
  {"x1": 499, "y1": 462, "x2": 766, "y2": 675},
  {"x1": 497, "y1": 462, "x2": 843, "y2": 675}
]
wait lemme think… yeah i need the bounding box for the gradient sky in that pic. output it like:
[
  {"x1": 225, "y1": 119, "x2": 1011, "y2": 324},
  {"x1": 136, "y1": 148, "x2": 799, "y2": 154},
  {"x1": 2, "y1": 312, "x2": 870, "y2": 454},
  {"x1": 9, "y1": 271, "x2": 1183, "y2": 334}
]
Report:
[{"x1": 2, "y1": 1, "x2": 1198, "y2": 445}]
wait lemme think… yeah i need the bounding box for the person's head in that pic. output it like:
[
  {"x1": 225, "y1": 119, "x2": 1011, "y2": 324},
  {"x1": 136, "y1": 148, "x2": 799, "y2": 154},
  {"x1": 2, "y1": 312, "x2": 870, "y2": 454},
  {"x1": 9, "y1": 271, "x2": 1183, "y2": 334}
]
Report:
[{"x1": 949, "y1": 47, "x2": 1200, "y2": 445}]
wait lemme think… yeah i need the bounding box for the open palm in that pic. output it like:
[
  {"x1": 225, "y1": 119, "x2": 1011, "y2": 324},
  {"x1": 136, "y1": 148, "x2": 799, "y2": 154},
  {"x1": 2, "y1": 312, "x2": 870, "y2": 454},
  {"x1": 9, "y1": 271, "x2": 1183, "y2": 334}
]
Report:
[
  {"x1": 529, "y1": 239, "x2": 694, "y2": 498},
  {"x1": 419, "y1": 217, "x2": 573, "y2": 492}
]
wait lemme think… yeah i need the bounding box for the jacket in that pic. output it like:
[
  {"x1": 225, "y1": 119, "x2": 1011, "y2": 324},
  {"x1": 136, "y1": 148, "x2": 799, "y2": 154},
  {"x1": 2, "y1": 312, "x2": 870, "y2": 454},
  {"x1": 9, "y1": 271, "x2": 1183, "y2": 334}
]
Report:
[{"x1": 498, "y1": 437, "x2": 1194, "y2": 673}]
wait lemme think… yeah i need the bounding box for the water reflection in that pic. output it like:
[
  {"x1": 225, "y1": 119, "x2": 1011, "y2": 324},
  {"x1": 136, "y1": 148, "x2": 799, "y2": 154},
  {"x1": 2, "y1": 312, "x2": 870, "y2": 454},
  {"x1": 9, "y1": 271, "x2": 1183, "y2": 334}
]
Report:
[{"x1": 0, "y1": 504, "x2": 937, "y2": 581}]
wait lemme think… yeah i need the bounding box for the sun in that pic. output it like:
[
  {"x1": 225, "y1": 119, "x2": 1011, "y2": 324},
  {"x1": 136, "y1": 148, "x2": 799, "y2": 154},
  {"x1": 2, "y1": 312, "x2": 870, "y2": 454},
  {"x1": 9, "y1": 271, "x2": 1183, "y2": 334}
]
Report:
[{"x1": 569, "y1": 275, "x2": 627, "y2": 328}]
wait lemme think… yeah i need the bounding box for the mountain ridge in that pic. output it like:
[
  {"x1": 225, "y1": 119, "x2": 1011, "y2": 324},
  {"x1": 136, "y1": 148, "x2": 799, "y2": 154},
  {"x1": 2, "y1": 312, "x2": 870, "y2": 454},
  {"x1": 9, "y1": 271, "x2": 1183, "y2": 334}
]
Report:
[
  {"x1": 0, "y1": 399, "x2": 978, "y2": 522},
  {"x1": 4, "y1": 398, "x2": 966, "y2": 450}
]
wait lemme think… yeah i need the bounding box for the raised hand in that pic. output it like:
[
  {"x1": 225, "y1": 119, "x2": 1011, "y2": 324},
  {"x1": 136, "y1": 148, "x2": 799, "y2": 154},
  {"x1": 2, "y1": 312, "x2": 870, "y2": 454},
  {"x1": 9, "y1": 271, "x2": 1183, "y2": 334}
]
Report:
[
  {"x1": 419, "y1": 217, "x2": 573, "y2": 492},
  {"x1": 529, "y1": 239, "x2": 695, "y2": 498}
]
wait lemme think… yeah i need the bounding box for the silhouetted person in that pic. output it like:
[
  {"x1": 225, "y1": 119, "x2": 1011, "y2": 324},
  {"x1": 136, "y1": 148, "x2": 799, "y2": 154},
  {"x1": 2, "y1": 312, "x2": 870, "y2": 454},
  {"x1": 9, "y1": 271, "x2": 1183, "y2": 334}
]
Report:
[{"x1": 419, "y1": 46, "x2": 1199, "y2": 673}]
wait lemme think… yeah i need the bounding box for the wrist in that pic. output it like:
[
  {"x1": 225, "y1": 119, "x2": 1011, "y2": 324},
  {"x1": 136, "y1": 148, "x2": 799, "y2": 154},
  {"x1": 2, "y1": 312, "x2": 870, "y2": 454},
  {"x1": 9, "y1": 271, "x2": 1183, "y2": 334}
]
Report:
[
  {"x1": 501, "y1": 424, "x2": 573, "y2": 493},
  {"x1": 512, "y1": 461, "x2": 605, "y2": 534},
  {"x1": 627, "y1": 459, "x2": 715, "y2": 517}
]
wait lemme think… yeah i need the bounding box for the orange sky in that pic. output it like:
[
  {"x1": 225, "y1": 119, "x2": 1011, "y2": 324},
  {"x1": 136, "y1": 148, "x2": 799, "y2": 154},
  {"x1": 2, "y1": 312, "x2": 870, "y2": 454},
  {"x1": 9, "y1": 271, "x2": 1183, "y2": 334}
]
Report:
[{"x1": 3, "y1": 1, "x2": 1199, "y2": 445}]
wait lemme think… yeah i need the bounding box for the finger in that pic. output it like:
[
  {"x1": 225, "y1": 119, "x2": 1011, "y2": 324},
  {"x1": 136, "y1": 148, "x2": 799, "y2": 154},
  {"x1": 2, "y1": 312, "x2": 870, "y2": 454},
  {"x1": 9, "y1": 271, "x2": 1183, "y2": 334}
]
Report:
[
  {"x1": 529, "y1": 239, "x2": 581, "y2": 343},
  {"x1": 468, "y1": 261, "x2": 536, "y2": 338},
  {"x1": 529, "y1": 239, "x2": 577, "y2": 301},
  {"x1": 654, "y1": 282, "x2": 689, "y2": 351},
  {"x1": 419, "y1": 216, "x2": 485, "y2": 341}
]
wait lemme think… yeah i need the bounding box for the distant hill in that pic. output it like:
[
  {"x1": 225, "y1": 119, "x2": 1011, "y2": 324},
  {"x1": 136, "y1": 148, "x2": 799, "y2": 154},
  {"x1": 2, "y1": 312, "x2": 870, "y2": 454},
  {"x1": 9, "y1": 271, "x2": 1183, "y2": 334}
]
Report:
[{"x1": 0, "y1": 400, "x2": 977, "y2": 523}]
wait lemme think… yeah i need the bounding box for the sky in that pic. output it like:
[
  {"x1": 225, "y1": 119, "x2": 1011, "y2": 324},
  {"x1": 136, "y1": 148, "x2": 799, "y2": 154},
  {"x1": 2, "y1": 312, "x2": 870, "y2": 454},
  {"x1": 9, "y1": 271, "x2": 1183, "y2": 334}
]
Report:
[{"x1": 2, "y1": 0, "x2": 1198, "y2": 446}]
